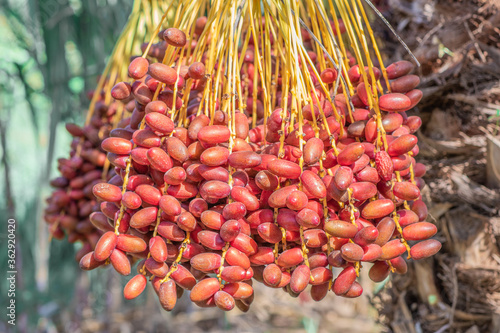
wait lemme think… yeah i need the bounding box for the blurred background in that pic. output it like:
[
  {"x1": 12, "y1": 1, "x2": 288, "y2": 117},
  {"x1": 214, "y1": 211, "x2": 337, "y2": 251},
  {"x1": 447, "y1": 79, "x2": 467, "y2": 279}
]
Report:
[{"x1": 1, "y1": 0, "x2": 499, "y2": 332}]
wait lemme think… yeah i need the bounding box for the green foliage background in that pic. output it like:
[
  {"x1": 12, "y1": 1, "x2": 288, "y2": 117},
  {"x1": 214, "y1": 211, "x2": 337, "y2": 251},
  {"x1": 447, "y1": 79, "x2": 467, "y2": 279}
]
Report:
[{"x1": 0, "y1": 1, "x2": 133, "y2": 331}]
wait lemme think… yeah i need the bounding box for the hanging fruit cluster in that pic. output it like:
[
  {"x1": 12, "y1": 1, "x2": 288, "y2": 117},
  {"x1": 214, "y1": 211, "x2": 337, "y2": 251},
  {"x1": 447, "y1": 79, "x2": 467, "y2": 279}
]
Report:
[{"x1": 51, "y1": 0, "x2": 441, "y2": 312}]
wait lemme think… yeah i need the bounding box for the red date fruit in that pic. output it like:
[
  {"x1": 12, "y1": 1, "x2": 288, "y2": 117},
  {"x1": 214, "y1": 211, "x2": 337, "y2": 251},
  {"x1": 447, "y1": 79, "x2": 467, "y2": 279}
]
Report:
[
  {"x1": 267, "y1": 159, "x2": 302, "y2": 179},
  {"x1": 124, "y1": 274, "x2": 147, "y2": 300},
  {"x1": 190, "y1": 278, "x2": 220, "y2": 302},
  {"x1": 333, "y1": 266, "x2": 356, "y2": 296},
  {"x1": 380, "y1": 239, "x2": 407, "y2": 260},
  {"x1": 277, "y1": 247, "x2": 304, "y2": 268},
  {"x1": 410, "y1": 239, "x2": 441, "y2": 260},
  {"x1": 214, "y1": 290, "x2": 235, "y2": 311},
  {"x1": 128, "y1": 57, "x2": 149, "y2": 79},
  {"x1": 94, "y1": 231, "x2": 117, "y2": 261},
  {"x1": 159, "y1": 280, "x2": 177, "y2": 311},
  {"x1": 163, "y1": 28, "x2": 187, "y2": 47},
  {"x1": 290, "y1": 265, "x2": 310, "y2": 293},
  {"x1": 402, "y1": 222, "x2": 437, "y2": 241}
]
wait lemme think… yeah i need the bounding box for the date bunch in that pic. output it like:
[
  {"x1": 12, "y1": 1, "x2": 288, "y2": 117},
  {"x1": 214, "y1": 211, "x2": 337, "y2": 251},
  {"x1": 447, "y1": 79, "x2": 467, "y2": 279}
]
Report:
[{"x1": 78, "y1": 22, "x2": 441, "y2": 312}]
